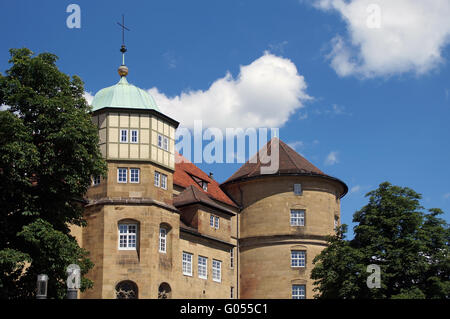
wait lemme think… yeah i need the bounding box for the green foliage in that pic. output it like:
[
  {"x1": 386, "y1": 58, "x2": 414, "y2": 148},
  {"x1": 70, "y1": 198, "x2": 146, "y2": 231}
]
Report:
[
  {"x1": 0, "y1": 48, "x2": 106, "y2": 298},
  {"x1": 311, "y1": 182, "x2": 450, "y2": 299}
]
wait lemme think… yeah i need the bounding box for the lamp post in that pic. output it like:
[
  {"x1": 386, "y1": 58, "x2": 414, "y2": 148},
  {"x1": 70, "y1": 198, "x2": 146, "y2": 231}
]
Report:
[{"x1": 36, "y1": 274, "x2": 48, "y2": 299}]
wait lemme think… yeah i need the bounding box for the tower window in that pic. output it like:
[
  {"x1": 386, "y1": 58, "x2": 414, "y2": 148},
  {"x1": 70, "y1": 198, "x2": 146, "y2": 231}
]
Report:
[
  {"x1": 210, "y1": 215, "x2": 219, "y2": 229},
  {"x1": 290, "y1": 210, "x2": 305, "y2": 226},
  {"x1": 294, "y1": 184, "x2": 302, "y2": 195},
  {"x1": 212, "y1": 259, "x2": 222, "y2": 282},
  {"x1": 182, "y1": 252, "x2": 193, "y2": 276},
  {"x1": 198, "y1": 256, "x2": 207, "y2": 279},
  {"x1": 118, "y1": 223, "x2": 137, "y2": 250},
  {"x1": 130, "y1": 168, "x2": 140, "y2": 183},
  {"x1": 120, "y1": 129, "x2": 128, "y2": 143},
  {"x1": 159, "y1": 228, "x2": 167, "y2": 253},
  {"x1": 292, "y1": 285, "x2": 306, "y2": 299},
  {"x1": 161, "y1": 174, "x2": 168, "y2": 190},
  {"x1": 163, "y1": 136, "x2": 169, "y2": 151},
  {"x1": 131, "y1": 130, "x2": 138, "y2": 143},
  {"x1": 291, "y1": 250, "x2": 306, "y2": 268},
  {"x1": 118, "y1": 168, "x2": 128, "y2": 183},
  {"x1": 154, "y1": 171, "x2": 160, "y2": 187}
]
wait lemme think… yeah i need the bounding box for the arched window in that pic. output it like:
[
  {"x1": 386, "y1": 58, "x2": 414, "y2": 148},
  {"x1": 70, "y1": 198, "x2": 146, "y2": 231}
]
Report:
[
  {"x1": 158, "y1": 282, "x2": 172, "y2": 299},
  {"x1": 159, "y1": 227, "x2": 167, "y2": 253},
  {"x1": 115, "y1": 280, "x2": 138, "y2": 299}
]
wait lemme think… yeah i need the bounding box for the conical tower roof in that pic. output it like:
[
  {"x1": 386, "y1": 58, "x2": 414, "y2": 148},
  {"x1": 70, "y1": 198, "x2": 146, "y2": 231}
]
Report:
[{"x1": 222, "y1": 137, "x2": 347, "y2": 197}]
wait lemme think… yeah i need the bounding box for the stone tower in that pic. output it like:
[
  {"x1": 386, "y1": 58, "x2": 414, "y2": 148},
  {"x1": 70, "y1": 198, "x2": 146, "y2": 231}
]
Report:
[
  {"x1": 221, "y1": 138, "x2": 347, "y2": 299},
  {"x1": 79, "y1": 65, "x2": 180, "y2": 299}
]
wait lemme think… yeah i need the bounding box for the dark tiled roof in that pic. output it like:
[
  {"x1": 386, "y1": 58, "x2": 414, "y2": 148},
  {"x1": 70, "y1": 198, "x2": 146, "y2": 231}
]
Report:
[
  {"x1": 222, "y1": 137, "x2": 347, "y2": 196},
  {"x1": 174, "y1": 152, "x2": 237, "y2": 207},
  {"x1": 173, "y1": 185, "x2": 235, "y2": 216}
]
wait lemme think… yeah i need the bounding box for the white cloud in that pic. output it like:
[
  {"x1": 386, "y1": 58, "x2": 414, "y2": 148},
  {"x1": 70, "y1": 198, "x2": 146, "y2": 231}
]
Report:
[
  {"x1": 350, "y1": 185, "x2": 361, "y2": 193},
  {"x1": 149, "y1": 52, "x2": 311, "y2": 129},
  {"x1": 325, "y1": 151, "x2": 339, "y2": 165},
  {"x1": 288, "y1": 140, "x2": 304, "y2": 151},
  {"x1": 83, "y1": 92, "x2": 94, "y2": 105},
  {"x1": 311, "y1": 0, "x2": 450, "y2": 78}
]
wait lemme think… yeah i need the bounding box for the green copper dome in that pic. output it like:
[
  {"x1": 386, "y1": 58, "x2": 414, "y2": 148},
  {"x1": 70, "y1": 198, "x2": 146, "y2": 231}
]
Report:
[{"x1": 91, "y1": 75, "x2": 159, "y2": 112}]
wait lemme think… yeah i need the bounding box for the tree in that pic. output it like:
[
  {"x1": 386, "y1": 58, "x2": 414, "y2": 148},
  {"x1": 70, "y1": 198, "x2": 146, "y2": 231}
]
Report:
[
  {"x1": 311, "y1": 182, "x2": 450, "y2": 299},
  {"x1": 0, "y1": 48, "x2": 106, "y2": 298}
]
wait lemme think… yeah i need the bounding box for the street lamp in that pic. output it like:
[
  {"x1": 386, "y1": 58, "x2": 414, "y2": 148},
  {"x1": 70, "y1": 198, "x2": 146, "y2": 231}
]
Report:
[{"x1": 36, "y1": 274, "x2": 48, "y2": 299}]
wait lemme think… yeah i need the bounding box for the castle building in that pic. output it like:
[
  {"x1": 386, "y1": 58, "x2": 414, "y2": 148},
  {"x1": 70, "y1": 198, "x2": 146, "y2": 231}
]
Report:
[{"x1": 73, "y1": 57, "x2": 347, "y2": 299}]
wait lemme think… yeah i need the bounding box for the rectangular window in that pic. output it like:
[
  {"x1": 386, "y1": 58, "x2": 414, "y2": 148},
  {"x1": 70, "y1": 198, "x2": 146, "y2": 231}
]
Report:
[
  {"x1": 154, "y1": 171, "x2": 160, "y2": 187},
  {"x1": 291, "y1": 251, "x2": 306, "y2": 268},
  {"x1": 212, "y1": 259, "x2": 222, "y2": 282},
  {"x1": 231, "y1": 287, "x2": 234, "y2": 299},
  {"x1": 118, "y1": 168, "x2": 127, "y2": 183},
  {"x1": 130, "y1": 168, "x2": 140, "y2": 183},
  {"x1": 163, "y1": 136, "x2": 169, "y2": 151},
  {"x1": 157, "y1": 134, "x2": 163, "y2": 148},
  {"x1": 202, "y1": 181, "x2": 208, "y2": 191},
  {"x1": 198, "y1": 256, "x2": 207, "y2": 279},
  {"x1": 230, "y1": 248, "x2": 234, "y2": 269},
  {"x1": 159, "y1": 228, "x2": 167, "y2": 253},
  {"x1": 161, "y1": 174, "x2": 167, "y2": 190},
  {"x1": 118, "y1": 224, "x2": 137, "y2": 250},
  {"x1": 215, "y1": 216, "x2": 220, "y2": 229},
  {"x1": 210, "y1": 215, "x2": 214, "y2": 228},
  {"x1": 92, "y1": 176, "x2": 101, "y2": 186},
  {"x1": 182, "y1": 252, "x2": 193, "y2": 276},
  {"x1": 290, "y1": 210, "x2": 305, "y2": 226},
  {"x1": 131, "y1": 130, "x2": 138, "y2": 143},
  {"x1": 294, "y1": 183, "x2": 302, "y2": 195},
  {"x1": 292, "y1": 285, "x2": 306, "y2": 299},
  {"x1": 120, "y1": 129, "x2": 128, "y2": 143}
]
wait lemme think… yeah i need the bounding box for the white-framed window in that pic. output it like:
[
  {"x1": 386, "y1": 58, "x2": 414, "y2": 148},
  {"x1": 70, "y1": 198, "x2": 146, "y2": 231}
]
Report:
[
  {"x1": 163, "y1": 136, "x2": 169, "y2": 151},
  {"x1": 159, "y1": 228, "x2": 167, "y2": 253},
  {"x1": 118, "y1": 168, "x2": 128, "y2": 183},
  {"x1": 291, "y1": 251, "x2": 306, "y2": 268},
  {"x1": 92, "y1": 176, "x2": 101, "y2": 186},
  {"x1": 182, "y1": 252, "x2": 193, "y2": 276},
  {"x1": 202, "y1": 181, "x2": 208, "y2": 191},
  {"x1": 230, "y1": 248, "x2": 234, "y2": 269},
  {"x1": 290, "y1": 209, "x2": 305, "y2": 226},
  {"x1": 130, "y1": 168, "x2": 140, "y2": 183},
  {"x1": 212, "y1": 259, "x2": 222, "y2": 282},
  {"x1": 292, "y1": 285, "x2": 306, "y2": 299},
  {"x1": 210, "y1": 215, "x2": 219, "y2": 229},
  {"x1": 157, "y1": 134, "x2": 163, "y2": 148},
  {"x1": 154, "y1": 171, "x2": 160, "y2": 187},
  {"x1": 161, "y1": 174, "x2": 167, "y2": 190},
  {"x1": 118, "y1": 223, "x2": 137, "y2": 250},
  {"x1": 294, "y1": 183, "x2": 302, "y2": 195},
  {"x1": 120, "y1": 129, "x2": 128, "y2": 143},
  {"x1": 131, "y1": 130, "x2": 139, "y2": 143},
  {"x1": 198, "y1": 256, "x2": 207, "y2": 279}
]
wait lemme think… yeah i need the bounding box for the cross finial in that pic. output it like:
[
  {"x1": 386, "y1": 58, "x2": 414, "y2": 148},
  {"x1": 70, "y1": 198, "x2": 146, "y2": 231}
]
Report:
[{"x1": 117, "y1": 14, "x2": 130, "y2": 65}]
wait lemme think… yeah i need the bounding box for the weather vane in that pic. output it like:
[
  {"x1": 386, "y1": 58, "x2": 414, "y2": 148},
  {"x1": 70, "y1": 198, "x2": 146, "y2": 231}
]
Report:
[{"x1": 117, "y1": 14, "x2": 130, "y2": 66}]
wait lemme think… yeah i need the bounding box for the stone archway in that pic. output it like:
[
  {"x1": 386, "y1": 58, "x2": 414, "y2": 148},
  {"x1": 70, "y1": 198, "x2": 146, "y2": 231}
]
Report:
[
  {"x1": 158, "y1": 282, "x2": 172, "y2": 299},
  {"x1": 116, "y1": 280, "x2": 138, "y2": 299}
]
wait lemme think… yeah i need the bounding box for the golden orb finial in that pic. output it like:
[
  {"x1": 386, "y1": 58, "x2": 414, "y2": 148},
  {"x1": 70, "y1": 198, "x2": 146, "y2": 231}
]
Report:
[{"x1": 118, "y1": 65, "x2": 128, "y2": 77}]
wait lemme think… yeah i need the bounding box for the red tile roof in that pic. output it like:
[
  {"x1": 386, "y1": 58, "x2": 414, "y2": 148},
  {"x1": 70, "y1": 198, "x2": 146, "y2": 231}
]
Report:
[
  {"x1": 173, "y1": 185, "x2": 235, "y2": 215},
  {"x1": 174, "y1": 152, "x2": 237, "y2": 207}
]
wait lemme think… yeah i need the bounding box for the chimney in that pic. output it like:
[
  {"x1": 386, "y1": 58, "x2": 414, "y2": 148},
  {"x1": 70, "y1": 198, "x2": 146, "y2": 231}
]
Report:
[{"x1": 209, "y1": 172, "x2": 214, "y2": 179}]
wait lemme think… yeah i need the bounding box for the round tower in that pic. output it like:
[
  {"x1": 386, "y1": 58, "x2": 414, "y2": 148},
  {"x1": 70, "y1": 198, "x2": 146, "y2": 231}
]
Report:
[{"x1": 221, "y1": 137, "x2": 347, "y2": 299}]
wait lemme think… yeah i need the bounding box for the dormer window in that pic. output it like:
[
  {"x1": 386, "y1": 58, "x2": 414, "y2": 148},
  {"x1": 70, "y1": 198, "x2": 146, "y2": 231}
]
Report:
[{"x1": 202, "y1": 181, "x2": 208, "y2": 191}]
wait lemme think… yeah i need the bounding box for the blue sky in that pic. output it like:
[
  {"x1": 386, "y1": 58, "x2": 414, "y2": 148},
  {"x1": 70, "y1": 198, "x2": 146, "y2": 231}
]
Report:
[{"x1": 1, "y1": 0, "x2": 449, "y2": 238}]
